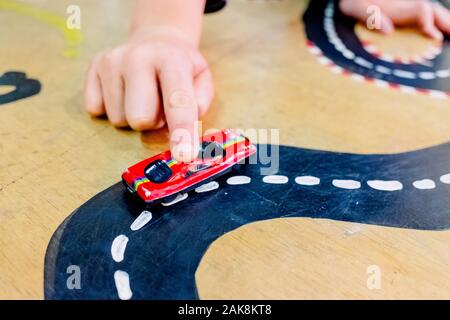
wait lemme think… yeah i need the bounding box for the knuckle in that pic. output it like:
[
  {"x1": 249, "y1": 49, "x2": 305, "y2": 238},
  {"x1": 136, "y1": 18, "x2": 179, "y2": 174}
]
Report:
[
  {"x1": 417, "y1": 1, "x2": 432, "y2": 13},
  {"x1": 124, "y1": 46, "x2": 148, "y2": 66},
  {"x1": 86, "y1": 60, "x2": 96, "y2": 76},
  {"x1": 101, "y1": 52, "x2": 115, "y2": 65},
  {"x1": 168, "y1": 90, "x2": 194, "y2": 109},
  {"x1": 162, "y1": 47, "x2": 191, "y2": 64},
  {"x1": 101, "y1": 48, "x2": 124, "y2": 67}
]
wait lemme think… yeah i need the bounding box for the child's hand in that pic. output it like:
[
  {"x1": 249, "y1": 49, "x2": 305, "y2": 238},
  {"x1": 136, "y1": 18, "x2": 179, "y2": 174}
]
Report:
[
  {"x1": 340, "y1": 0, "x2": 450, "y2": 40},
  {"x1": 84, "y1": 27, "x2": 213, "y2": 162}
]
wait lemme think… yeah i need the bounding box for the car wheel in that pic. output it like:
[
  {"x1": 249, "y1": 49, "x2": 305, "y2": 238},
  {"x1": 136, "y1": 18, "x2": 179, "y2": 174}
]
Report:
[{"x1": 162, "y1": 193, "x2": 179, "y2": 204}]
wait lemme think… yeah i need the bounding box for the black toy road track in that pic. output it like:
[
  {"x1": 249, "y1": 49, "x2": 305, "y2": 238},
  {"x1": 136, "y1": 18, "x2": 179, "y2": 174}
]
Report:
[
  {"x1": 45, "y1": 142, "x2": 450, "y2": 299},
  {"x1": 304, "y1": 0, "x2": 450, "y2": 98}
]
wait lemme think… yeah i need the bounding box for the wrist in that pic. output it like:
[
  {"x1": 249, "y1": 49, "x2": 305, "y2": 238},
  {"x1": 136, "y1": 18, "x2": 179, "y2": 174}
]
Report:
[{"x1": 129, "y1": 25, "x2": 200, "y2": 48}]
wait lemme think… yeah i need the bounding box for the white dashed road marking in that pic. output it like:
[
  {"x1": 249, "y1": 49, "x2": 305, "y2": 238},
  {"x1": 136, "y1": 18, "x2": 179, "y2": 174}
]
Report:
[
  {"x1": 332, "y1": 179, "x2": 361, "y2": 190},
  {"x1": 161, "y1": 193, "x2": 188, "y2": 206},
  {"x1": 227, "y1": 176, "x2": 251, "y2": 185},
  {"x1": 262, "y1": 175, "x2": 289, "y2": 184},
  {"x1": 310, "y1": 1, "x2": 450, "y2": 99},
  {"x1": 195, "y1": 181, "x2": 219, "y2": 193},
  {"x1": 130, "y1": 211, "x2": 153, "y2": 231},
  {"x1": 111, "y1": 235, "x2": 129, "y2": 263},
  {"x1": 295, "y1": 176, "x2": 321, "y2": 186},
  {"x1": 440, "y1": 173, "x2": 450, "y2": 184},
  {"x1": 413, "y1": 179, "x2": 436, "y2": 190},
  {"x1": 367, "y1": 180, "x2": 403, "y2": 191},
  {"x1": 114, "y1": 271, "x2": 132, "y2": 300},
  {"x1": 112, "y1": 166, "x2": 450, "y2": 298},
  {"x1": 111, "y1": 0, "x2": 450, "y2": 299}
]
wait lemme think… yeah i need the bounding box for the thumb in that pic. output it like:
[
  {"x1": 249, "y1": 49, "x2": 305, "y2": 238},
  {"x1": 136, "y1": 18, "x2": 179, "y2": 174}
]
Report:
[{"x1": 378, "y1": 11, "x2": 394, "y2": 34}]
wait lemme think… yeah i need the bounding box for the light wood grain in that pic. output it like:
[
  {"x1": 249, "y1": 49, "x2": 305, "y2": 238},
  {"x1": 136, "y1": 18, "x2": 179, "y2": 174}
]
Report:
[
  {"x1": 197, "y1": 218, "x2": 450, "y2": 299},
  {"x1": 0, "y1": 0, "x2": 449, "y2": 299}
]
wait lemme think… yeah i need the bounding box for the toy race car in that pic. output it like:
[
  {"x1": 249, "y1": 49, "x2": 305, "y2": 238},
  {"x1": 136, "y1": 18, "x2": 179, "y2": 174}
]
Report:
[{"x1": 122, "y1": 129, "x2": 256, "y2": 205}]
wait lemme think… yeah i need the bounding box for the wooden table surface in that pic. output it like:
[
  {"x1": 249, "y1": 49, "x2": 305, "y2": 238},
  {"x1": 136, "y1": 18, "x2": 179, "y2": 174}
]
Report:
[{"x1": 1, "y1": 0, "x2": 449, "y2": 299}]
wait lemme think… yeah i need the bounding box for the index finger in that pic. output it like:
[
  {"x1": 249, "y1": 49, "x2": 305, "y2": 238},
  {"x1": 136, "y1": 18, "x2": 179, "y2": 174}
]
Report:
[{"x1": 158, "y1": 56, "x2": 199, "y2": 163}]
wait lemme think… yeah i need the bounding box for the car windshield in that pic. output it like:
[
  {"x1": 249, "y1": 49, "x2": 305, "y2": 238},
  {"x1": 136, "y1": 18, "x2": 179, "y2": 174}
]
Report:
[
  {"x1": 199, "y1": 141, "x2": 226, "y2": 159},
  {"x1": 185, "y1": 163, "x2": 211, "y2": 178},
  {"x1": 144, "y1": 160, "x2": 173, "y2": 183}
]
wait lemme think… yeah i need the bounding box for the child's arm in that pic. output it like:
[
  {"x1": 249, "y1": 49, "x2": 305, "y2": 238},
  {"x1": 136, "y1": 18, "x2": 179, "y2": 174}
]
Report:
[
  {"x1": 84, "y1": 0, "x2": 212, "y2": 162},
  {"x1": 340, "y1": 0, "x2": 450, "y2": 40}
]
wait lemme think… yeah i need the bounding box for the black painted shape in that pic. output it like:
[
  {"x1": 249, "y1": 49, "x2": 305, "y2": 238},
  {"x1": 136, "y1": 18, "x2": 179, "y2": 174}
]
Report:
[
  {"x1": 204, "y1": 0, "x2": 227, "y2": 14},
  {"x1": 303, "y1": 0, "x2": 450, "y2": 92},
  {"x1": 0, "y1": 71, "x2": 41, "y2": 105},
  {"x1": 45, "y1": 142, "x2": 450, "y2": 300}
]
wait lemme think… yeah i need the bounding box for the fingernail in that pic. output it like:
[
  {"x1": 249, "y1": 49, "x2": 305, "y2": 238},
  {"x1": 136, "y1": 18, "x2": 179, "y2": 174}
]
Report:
[
  {"x1": 426, "y1": 28, "x2": 443, "y2": 40},
  {"x1": 381, "y1": 23, "x2": 394, "y2": 34},
  {"x1": 383, "y1": 26, "x2": 394, "y2": 34},
  {"x1": 172, "y1": 142, "x2": 196, "y2": 163}
]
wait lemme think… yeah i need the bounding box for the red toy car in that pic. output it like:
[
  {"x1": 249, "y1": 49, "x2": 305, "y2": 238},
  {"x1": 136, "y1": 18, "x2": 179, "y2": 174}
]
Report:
[{"x1": 122, "y1": 129, "x2": 256, "y2": 205}]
